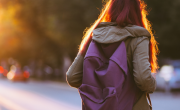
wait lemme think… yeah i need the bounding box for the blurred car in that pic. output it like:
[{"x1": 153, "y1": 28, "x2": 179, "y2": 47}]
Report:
[
  {"x1": 156, "y1": 65, "x2": 174, "y2": 91},
  {"x1": 0, "y1": 66, "x2": 4, "y2": 78},
  {"x1": 7, "y1": 65, "x2": 29, "y2": 81},
  {"x1": 156, "y1": 62, "x2": 180, "y2": 91},
  {"x1": 169, "y1": 66, "x2": 180, "y2": 90},
  {"x1": 0, "y1": 66, "x2": 8, "y2": 78},
  {"x1": 156, "y1": 72, "x2": 167, "y2": 91}
]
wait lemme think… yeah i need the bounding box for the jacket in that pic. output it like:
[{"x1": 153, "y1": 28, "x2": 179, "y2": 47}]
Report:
[{"x1": 66, "y1": 22, "x2": 156, "y2": 110}]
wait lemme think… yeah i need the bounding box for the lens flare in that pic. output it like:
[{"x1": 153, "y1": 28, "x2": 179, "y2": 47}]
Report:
[{"x1": 7, "y1": 71, "x2": 15, "y2": 80}]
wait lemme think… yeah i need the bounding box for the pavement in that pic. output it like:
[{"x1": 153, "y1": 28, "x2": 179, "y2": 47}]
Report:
[
  {"x1": 150, "y1": 92, "x2": 180, "y2": 110},
  {"x1": 0, "y1": 79, "x2": 179, "y2": 110},
  {"x1": 0, "y1": 79, "x2": 81, "y2": 110}
]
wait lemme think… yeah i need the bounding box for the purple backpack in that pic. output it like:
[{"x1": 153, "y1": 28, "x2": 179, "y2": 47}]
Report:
[{"x1": 78, "y1": 40, "x2": 142, "y2": 110}]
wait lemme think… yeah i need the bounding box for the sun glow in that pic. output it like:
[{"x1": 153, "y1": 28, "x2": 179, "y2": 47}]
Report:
[
  {"x1": 79, "y1": 0, "x2": 112, "y2": 53},
  {"x1": 0, "y1": 3, "x2": 23, "y2": 55}
]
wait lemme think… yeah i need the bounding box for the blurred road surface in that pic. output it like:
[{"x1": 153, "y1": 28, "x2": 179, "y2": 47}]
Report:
[
  {"x1": 0, "y1": 79, "x2": 81, "y2": 110},
  {"x1": 0, "y1": 79, "x2": 179, "y2": 110}
]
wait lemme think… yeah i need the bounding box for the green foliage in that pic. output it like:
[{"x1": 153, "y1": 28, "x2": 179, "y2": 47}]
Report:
[
  {"x1": 1, "y1": 0, "x2": 179, "y2": 68},
  {"x1": 0, "y1": 0, "x2": 102, "y2": 66}
]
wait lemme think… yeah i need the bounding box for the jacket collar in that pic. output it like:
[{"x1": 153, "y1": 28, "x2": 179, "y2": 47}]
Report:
[{"x1": 92, "y1": 22, "x2": 151, "y2": 44}]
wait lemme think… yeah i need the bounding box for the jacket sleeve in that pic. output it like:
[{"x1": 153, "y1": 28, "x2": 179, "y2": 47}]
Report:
[
  {"x1": 132, "y1": 36, "x2": 156, "y2": 93},
  {"x1": 66, "y1": 53, "x2": 84, "y2": 88}
]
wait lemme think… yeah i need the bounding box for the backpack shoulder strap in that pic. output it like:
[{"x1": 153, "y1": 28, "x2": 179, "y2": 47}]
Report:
[{"x1": 147, "y1": 93, "x2": 152, "y2": 110}]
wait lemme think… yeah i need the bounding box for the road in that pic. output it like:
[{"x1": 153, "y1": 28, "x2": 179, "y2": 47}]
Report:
[{"x1": 0, "y1": 79, "x2": 179, "y2": 110}]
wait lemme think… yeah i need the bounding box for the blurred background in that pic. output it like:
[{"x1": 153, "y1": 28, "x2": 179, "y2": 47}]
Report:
[{"x1": 0, "y1": 0, "x2": 179, "y2": 110}]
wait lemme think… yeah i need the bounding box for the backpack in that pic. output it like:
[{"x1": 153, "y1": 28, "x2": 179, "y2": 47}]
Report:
[{"x1": 78, "y1": 40, "x2": 142, "y2": 110}]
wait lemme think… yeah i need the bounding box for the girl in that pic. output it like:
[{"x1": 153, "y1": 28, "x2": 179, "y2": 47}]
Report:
[{"x1": 66, "y1": 0, "x2": 158, "y2": 109}]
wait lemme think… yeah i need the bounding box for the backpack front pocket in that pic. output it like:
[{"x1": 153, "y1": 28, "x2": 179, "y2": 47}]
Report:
[{"x1": 78, "y1": 84, "x2": 118, "y2": 110}]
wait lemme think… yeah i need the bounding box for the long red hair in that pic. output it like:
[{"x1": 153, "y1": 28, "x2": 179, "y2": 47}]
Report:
[{"x1": 79, "y1": 0, "x2": 159, "y2": 73}]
